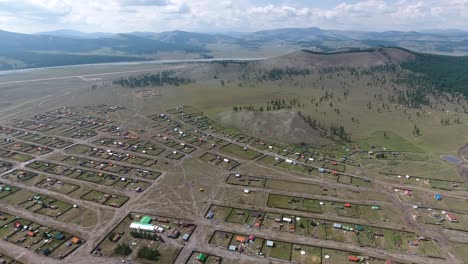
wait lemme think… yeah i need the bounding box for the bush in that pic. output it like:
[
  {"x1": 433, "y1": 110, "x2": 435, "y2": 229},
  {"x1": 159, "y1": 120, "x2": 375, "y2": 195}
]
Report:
[
  {"x1": 137, "y1": 246, "x2": 160, "y2": 261},
  {"x1": 114, "y1": 243, "x2": 132, "y2": 256}
]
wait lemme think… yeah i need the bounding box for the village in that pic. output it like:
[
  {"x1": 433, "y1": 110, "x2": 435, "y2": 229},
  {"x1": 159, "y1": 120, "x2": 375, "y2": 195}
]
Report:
[{"x1": 0, "y1": 104, "x2": 465, "y2": 264}]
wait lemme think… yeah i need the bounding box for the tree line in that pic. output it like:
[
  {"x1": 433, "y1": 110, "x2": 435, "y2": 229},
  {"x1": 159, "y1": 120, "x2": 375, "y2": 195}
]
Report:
[{"x1": 113, "y1": 71, "x2": 192, "y2": 88}]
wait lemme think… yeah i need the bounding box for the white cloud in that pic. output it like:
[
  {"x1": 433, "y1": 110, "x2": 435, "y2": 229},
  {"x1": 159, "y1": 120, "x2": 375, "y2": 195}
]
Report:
[
  {"x1": 0, "y1": 0, "x2": 467, "y2": 33},
  {"x1": 0, "y1": 0, "x2": 72, "y2": 17},
  {"x1": 117, "y1": 0, "x2": 169, "y2": 6}
]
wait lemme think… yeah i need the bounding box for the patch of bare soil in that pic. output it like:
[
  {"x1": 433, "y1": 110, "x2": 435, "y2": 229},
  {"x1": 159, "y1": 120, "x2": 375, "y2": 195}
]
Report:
[{"x1": 218, "y1": 110, "x2": 328, "y2": 145}]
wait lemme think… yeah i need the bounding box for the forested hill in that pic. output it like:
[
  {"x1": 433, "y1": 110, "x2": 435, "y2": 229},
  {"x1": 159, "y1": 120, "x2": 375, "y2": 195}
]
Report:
[{"x1": 401, "y1": 52, "x2": 468, "y2": 97}]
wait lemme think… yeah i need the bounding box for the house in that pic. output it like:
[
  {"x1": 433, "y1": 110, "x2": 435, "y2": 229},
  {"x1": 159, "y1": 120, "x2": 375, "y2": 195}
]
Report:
[
  {"x1": 434, "y1": 194, "x2": 442, "y2": 201},
  {"x1": 55, "y1": 233, "x2": 65, "y2": 240},
  {"x1": 179, "y1": 221, "x2": 195, "y2": 227},
  {"x1": 249, "y1": 235, "x2": 255, "y2": 241},
  {"x1": 250, "y1": 211, "x2": 262, "y2": 217},
  {"x1": 355, "y1": 225, "x2": 365, "y2": 231},
  {"x1": 266, "y1": 240, "x2": 274, "y2": 247},
  {"x1": 168, "y1": 229, "x2": 180, "y2": 238},
  {"x1": 182, "y1": 233, "x2": 190, "y2": 241},
  {"x1": 348, "y1": 256, "x2": 360, "y2": 262},
  {"x1": 342, "y1": 226, "x2": 354, "y2": 231},
  {"x1": 112, "y1": 234, "x2": 121, "y2": 242},
  {"x1": 403, "y1": 190, "x2": 412, "y2": 196},
  {"x1": 228, "y1": 245, "x2": 237, "y2": 251},
  {"x1": 72, "y1": 237, "x2": 81, "y2": 245},
  {"x1": 42, "y1": 248, "x2": 51, "y2": 256},
  {"x1": 447, "y1": 213, "x2": 458, "y2": 222},
  {"x1": 282, "y1": 217, "x2": 292, "y2": 223},
  {"x1": 14, "y1": 221, "x2": 22, "y2": 228},
  {"x1": 206, "y1": 211, "x2": 214, "y2": 219},
  {"x1": 235, "y1": 235, "x2": 246, "y2": 243},
  {"x1": 27, "y1": 231, "x2": 36, "y2": 237},
  {"x1": 197, "y1": 253, "x2": 208, "y2": 262},
  {"x1": 372, "y1": 205, "x2": 381, "y2": 210},
  {"x1": 130, "y1": 222, "x2": 157, "y2": 232},
  {"x1": 333, "y1": 223, "x2": 342, "y2": 229},
  {"x1": 344, "y1": 203, "x2": 351, "y2": 208},
  {"x1": 140, "y1": 216, "x2": 152, "y2": 224},
  {"x1": 318, "y1": 168, "x2": 326, "y2": 173}
]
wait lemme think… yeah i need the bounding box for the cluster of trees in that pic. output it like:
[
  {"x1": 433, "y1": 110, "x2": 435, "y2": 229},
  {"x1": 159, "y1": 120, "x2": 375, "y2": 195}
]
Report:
[
  {"x1": 113, "y1": 71, "x2": 192, "y2": 88},
  {"x1": 130, "y1": 230, "x2": 159, "y2": 241},
  {"x1": 329, "y1": 125, "x2": 351, "y2": 142},
  {"x1": 401, "y1": 53, "x2": 468, "y2": 97},
  {"x1": 441, "y1": 117, "x2": 462, "y2": 125},
  {"x1": 232, "y1": 98, "x2": 306, "y2": 112},
  {"x1": 265, "y1": 68, "x2": 311, "y2": 81},
  {"x1": 137, "y1": 246, "x2": 160, "y2": 261},
  {"x1": 241, "y1": 68, "x2": 311, "y2": 83},
  {"x1": 114, "y1": 243, "x2": 132, "y2": 256}
]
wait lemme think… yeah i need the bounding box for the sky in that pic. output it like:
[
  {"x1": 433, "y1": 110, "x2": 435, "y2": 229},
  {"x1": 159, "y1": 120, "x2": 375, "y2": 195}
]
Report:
[{"x1": 0, "y1": 0, "x2": 467, "y2": 33}]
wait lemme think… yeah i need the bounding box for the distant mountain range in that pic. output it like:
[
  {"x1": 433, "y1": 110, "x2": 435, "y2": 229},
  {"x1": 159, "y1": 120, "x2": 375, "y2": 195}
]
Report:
[{"x1": 0, "y1": 27, "x2": 467, "y2": 70}]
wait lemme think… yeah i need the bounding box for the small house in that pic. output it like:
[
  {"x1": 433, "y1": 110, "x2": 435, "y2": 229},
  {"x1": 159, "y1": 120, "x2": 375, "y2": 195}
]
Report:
[
  {"x1": 403, "y1": 190, "x2": 412, "y2": 196},
  {"x1": 372, "y1": 205, "x2": 381, "y2": 210},
  {"x1": 434, "y1": 194, "x2": 442, "y2": 201},
  {"x1": 355, "y1": 225, "x2": 365, "y2": 231},
  {"x1": 235, "y1": 235, "x2": 246, "y2": 243},
  {"x1": 197, "y1": 253, "x2": 208, "y2": 262},
  {"x1": 140, "y1": 216, "x2": 152, "y2": 224},
  {"x1": 250, "y1": 211, "x2": 262, "y2": 217},
  {"x1": 348, "y1": 256, "x2": 360, "y2": 262},
  {"x1": 333, "y1": 223, "x2": 342, "y2": 229},
  {"x1": 266, "y1": 240, "x2": 274, "y2": 247},
  {"x1": 228, "y1": 245, "x2": 237, "y2": 251},
  {"x1": 206, "y1": 211, "x2": 214, "y2": 219},
  {"x1": 447, "y1": 213, "x2": 458, "y2": 222},
  {"x1": 344, "y1": 203, "x2": 351, "y2": 208},
  {"x1": 168, "y1": 229, "x2": 180, "y2": 238},
  {"x1": 182, "y1": 233, "x2": 190, "y2": 241},
  {"x1": 55, "y1": 233, "x2": 65, "y2": 240}
]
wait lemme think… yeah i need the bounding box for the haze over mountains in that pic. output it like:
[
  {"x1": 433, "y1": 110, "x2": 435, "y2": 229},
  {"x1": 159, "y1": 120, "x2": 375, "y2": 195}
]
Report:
[{"x1": 1, "y1": 27, "x2": 468, "y2": 70}]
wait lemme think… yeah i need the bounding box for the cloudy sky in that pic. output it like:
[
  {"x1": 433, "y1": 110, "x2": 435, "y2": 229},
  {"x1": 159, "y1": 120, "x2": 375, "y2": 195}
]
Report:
[{"x1": 0, "y1": 0, "x2": 467, "y2": 33}]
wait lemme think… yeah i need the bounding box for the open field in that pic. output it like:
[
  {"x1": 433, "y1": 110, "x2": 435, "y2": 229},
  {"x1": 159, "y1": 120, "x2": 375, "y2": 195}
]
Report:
[{"x1": 0, "y1": 49, "x2": 466, "y2": 264}]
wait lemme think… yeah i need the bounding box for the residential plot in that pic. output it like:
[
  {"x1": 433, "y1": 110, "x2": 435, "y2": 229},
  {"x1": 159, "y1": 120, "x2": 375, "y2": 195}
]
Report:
[
  {"x1": 220, "y1": 144, "x2": 262, "y2": 160},
  {"x1": 209, "y1": 230, "x2": 389, "y2": 263},
  {"x1": 81, "y1": 190, "x2": 129, "y2": 207},
  {"x1": 0, "y1": 210, "x2": 84, "y2": 259},
  {"x1": 200, "y1": 152, "x2": 241, "y2": 170},
  {"x1": 26, "y1": 160, "x2": 151, "y2": 192},
  {"x1": 267, "y1": 193, "x2": 400, "y2": 222},
  {"x1": 94, "y1": 212, "x2": 196, "y2": 263},
  {"x1": 65, "y1": 144, "x2": 170, "y2": 171}
]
